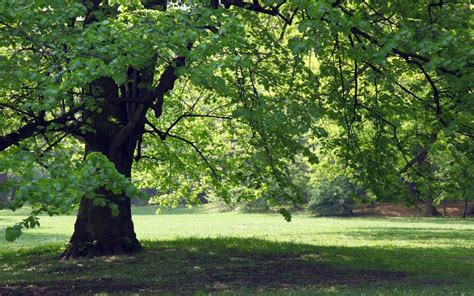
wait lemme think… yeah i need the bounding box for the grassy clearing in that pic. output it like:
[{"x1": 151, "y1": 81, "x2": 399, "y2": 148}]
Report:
[{"x1": 1, "y1": 206, "x2": 473, "y2": 295}]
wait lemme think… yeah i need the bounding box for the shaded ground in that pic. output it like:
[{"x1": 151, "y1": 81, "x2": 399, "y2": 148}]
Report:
[
  {"x1": 1, "y1": 208, "x2": 473, "y2": 295},
  {"x1": 354, "y1": 202, "x2": 474, "y2": 217},
  {"x1": 0, "y1": 238, "x2": 407, "y2": 295}
]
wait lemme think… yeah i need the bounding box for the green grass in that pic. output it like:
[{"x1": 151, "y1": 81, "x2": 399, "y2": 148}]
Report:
[{"x1": 1, "y1": 206, "x2": 473, "y2": 295}]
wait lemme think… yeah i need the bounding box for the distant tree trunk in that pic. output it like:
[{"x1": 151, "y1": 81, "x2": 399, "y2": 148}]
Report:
[
  {"x1": 463, "y1": 198, "x2": 468, "y2": 218},
  {"x1": 197, "y1": 191, "x2": 208, "y2": 204},
  {"x1": 411, "y1": 142, "x2": 441, "y2": 217},
  {"x1": 424, "y1": 198, "x2": 441, "y2": 217},
  {"x1": 442, "y1": 199, "x2": 446, "y2": 216},
  {"x1": 0, "y1": 173, "x2": 8, "y2": 205},
  {"x1": 9, "y1": 186, "x2": 16, "y2": 201}
]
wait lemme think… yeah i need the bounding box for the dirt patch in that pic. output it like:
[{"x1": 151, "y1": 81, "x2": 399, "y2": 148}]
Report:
[
  {"x1": 0, "y1": 280, "x2": 155, "y2": 295},
  {"x1": 354, "y1": 202, "x2": 474, "y2": 217},
  {"x1": 199, "y1": 255, "x2": 405, "y2": 290}
]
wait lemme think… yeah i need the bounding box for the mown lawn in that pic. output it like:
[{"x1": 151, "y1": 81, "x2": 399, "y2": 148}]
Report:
[{"x1": 0, "y1": 206, "x2": 473, "y2": 295}]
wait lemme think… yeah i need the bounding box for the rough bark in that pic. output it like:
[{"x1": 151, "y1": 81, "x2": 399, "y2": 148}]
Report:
[
  {"x1": 63, "y1": 189, "x2": 142, "y2": 258},
  {"x1": 62, "y1": 42, "x2": 182, "y2": 258},
  {"x1": 63, "y1": 75, "x2": 148, "y2": 259},
  {"x1": 62, "y1": 136, "x2": 144, "y2": 258}
]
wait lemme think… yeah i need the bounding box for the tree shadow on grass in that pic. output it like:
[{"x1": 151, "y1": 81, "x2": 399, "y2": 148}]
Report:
[
  {"x1": 1, "y1": 236, "x2": 454, "y2": 295},
  {"x1": 2, "y1": 233, "x2": 474, "y2": 294}
]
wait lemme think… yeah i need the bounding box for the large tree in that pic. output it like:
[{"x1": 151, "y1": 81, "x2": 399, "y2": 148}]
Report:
[{"x1": 0, "y1": 0, "x2": 472, "y2": 258}]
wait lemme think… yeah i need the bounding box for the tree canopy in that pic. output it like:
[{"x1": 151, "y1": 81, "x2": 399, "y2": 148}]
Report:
[{"x1": 0, "y1": 0, "x2": 472, "y2": 254}]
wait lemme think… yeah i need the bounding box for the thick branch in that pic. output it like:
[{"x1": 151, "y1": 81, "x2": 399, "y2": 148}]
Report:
[
  {"x1": 0, "y1": 107, "x2": 82, "y2": 152},
  {"x1": 220, "y1": 0, "x2": 293, "y2": 24},
  {"x1": 109, "y1": 104, "x2": 147, "y2": 158},
  {"x1": 152, "y1": 56, "x2": 187, "y2": 119},
  {"x1": 221, "y1": 0, "x2": 279, "y2": 15},
  {"x1": 350, "y1": 27, "x2": 461, "y2": 76}
]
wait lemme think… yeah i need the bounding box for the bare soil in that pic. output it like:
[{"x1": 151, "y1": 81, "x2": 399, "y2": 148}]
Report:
[{"x1": 354, "y1": 201, "x2": 474, "y2": 217}]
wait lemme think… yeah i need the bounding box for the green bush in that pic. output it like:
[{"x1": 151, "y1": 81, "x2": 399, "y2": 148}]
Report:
[{"x1": 307, "y1": 176, "x2": 357, "y2": 216}]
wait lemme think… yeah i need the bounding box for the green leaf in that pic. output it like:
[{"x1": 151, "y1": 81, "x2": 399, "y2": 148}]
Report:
[
  {"x1": 109, "y1": 203, "x2": 120, "y2": 217},
  {"x1": 277, "y1": 208, "x2": 292, "y2": 222},
  {"x1": 5, "y1": 225, "x2": 22, "y2": 242}
]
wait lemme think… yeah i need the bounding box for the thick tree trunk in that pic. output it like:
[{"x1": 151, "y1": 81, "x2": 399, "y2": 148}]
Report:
[
  {"x1": 63, "y1": 75, "x2": 148, "y2": 259},
  {"x1": 63, "y1": 189, "x2": 142, "y2": 258},
  {"x1": 62, "y1": 50, "x2": 180, "y2": 257},
  {"x1": 62, "y1": 138, "x2": 143, "y2": 258}
]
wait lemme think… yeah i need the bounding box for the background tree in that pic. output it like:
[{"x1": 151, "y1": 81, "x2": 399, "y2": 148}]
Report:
[{"x1": 0, "y1": 0, "x2": 472, "y2": 257}]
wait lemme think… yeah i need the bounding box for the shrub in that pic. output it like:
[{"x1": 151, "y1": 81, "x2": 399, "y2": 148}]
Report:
[{"x1": 307, "y1": 176, "x2": 357, "y2": 216}]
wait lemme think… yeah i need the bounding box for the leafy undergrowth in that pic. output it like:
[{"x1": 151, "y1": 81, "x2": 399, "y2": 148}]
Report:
[{"x1": 0, "y1": 206, "x2": 473, "y2": 295}]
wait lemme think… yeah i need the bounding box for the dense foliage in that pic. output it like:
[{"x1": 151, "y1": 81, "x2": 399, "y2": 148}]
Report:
[
  {"x1": 307, "y1": 176, "x2": 358, "y2": 216},
  {"x1": 0, "y1": 0, "x2": 472, "y2": 246}
]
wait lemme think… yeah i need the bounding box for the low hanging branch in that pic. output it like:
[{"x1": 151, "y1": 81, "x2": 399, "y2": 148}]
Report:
[
  {"x1": 0, "y1": 106, "x2": 82, "y2": 152},
  {"x1": 168, "y1": 133, "x2": 220, "y2": 180}
]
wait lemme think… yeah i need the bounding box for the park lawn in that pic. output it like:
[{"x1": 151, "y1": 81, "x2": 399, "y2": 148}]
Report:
[{"x1": 0, "y1": 206, "x2": 473, "y2": 295}]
